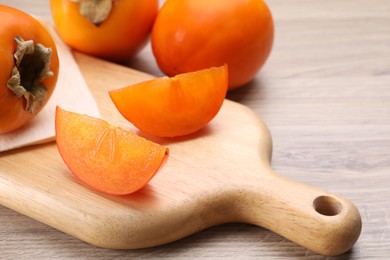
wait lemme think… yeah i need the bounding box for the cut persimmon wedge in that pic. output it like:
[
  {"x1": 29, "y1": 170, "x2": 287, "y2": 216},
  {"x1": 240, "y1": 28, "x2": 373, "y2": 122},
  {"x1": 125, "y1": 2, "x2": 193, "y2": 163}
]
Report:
[
  {"x1": 55, "y1": 107, "x2": 169, "y2": 195},
  {"x1": 109, "y1": 65, "x2": 228, "y2": 137}
]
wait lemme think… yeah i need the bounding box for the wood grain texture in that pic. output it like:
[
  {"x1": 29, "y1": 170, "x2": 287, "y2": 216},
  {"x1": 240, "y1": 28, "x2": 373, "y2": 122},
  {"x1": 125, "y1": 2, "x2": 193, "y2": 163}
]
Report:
[
  {"x1": 0, "y1": 0, "x2": 389, "y2": 259},
  {"x1": 1, "y1": 44, "x2": 362, "y2": 255}
]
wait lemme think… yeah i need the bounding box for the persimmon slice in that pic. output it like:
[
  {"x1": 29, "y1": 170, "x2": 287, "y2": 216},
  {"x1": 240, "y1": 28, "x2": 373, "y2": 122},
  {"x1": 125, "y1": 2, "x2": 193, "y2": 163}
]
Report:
[
  {"x1": 109, "y1": 65, "x2": 228, "y2": 137},
  {"x1": 55, "y1": 107, "x2": 169, "y2": 195}
]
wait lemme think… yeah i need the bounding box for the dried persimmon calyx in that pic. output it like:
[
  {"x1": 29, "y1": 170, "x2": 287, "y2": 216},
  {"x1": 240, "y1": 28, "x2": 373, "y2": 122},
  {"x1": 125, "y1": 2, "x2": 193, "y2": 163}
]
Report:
[
  {"x1": 6, "y1": 36, "x2": 53, "y2": 114},
  {"x1": 71, "y1": 0, "x2": 113, "y2": 26}
]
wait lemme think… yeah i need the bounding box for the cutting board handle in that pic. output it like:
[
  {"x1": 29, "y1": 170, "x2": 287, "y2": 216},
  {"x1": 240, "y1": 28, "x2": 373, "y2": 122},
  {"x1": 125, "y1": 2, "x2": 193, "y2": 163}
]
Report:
[{"x1": 240, "y1": 165, "x2": 362, "y2": 256}]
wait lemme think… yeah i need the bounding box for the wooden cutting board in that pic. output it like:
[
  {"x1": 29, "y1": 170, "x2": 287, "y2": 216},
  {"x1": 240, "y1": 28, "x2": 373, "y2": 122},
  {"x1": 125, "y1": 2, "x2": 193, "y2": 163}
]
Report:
[{"x1": 0, "y1": 51, "x2": 361, "y2": 256}]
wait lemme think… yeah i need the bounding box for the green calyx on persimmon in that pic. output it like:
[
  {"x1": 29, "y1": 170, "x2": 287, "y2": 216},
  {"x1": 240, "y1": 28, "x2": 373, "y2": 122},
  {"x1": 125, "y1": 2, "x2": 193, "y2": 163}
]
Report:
[
  {"x1": 7, "y1": 36, "x2": 53, "y2": 114},
  {"x1": 71, "y1": 0, "x2": 113, "y2": 26}
]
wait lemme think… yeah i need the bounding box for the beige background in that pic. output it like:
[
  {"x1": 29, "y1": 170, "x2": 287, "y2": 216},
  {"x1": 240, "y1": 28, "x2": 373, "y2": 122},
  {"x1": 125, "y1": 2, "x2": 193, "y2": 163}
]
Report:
[{"x1": 1, "y1": 0, "x2": 389, "y2": 259}]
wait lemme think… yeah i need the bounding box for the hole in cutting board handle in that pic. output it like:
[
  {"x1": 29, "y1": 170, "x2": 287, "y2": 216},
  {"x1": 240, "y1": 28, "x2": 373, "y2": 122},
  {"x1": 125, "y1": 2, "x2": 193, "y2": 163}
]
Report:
[{"x1": 313, "y1": 195, "x2": 342, "y2": 216}]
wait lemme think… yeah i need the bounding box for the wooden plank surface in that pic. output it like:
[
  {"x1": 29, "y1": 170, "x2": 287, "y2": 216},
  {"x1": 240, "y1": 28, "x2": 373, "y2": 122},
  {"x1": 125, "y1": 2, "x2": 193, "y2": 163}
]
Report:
[
  {"x1": 1, "y1": 0, "x2": 390, "y2": 259},
  {"x1": 0, "y1": 48, "x2": 363, "y2": 256}
]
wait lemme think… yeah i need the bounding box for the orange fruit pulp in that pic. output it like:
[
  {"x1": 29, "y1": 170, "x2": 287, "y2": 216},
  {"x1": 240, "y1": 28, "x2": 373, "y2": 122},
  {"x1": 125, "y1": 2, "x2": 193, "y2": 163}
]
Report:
[
  {"x1": 109, "y1": 65, "x2": 228, "y2": 137},
  {"x1": 55, "y1": 107, "x2": 169, "y2": 195}
]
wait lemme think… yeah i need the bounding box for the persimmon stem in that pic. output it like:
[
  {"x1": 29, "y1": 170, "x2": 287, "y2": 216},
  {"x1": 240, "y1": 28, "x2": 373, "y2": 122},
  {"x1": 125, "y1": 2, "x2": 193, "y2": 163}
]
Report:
[
  {"x1": 72, "y1": 0, "x2": 113, "y2": 26},
  {"x1": 7, "y1": 36, "x2": 53, "y2": 114}
]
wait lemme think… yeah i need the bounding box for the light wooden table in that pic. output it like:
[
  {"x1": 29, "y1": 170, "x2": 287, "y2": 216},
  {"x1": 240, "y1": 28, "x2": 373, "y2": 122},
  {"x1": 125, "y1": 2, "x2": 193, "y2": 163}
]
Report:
[{"x1": 1, "y1": 0, "x2": 389, "y2": 259}]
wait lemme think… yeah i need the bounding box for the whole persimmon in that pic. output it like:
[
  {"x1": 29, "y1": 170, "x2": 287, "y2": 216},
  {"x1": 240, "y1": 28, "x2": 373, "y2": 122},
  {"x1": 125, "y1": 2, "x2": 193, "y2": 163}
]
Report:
[
  {"x1": 0, "y1": 5, "x2": 59, "y2": 134},
  {"x1": 50, "y1": 0, "x2": 158, "y2": 62},
  {"x1": 151, "y1": 0, "x2": 274, "y2": 90}
]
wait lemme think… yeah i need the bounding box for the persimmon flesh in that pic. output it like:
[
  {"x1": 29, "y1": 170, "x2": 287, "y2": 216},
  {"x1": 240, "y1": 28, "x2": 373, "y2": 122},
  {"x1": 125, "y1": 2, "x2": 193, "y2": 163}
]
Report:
[
  {"x1": 109, "y1": 65, "x2": 228, "y2": 137},
  {"x1": 55, "y1": 107, "x2": 169, "y2": 195}
]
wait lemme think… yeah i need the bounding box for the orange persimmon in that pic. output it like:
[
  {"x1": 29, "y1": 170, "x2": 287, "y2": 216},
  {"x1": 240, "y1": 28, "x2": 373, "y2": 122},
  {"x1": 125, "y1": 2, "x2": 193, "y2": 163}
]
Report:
[
  {"x1": 151, "y1": 0, "x2": 274, "y2": 90},
  {"x1": 55, "y1": 107, "x2": 169, "y2": 195},
  {"x1": 109, "y1": 65, "x2": 228, "y2": 137},
  {"x1": 50, "y1": 0, "x2": 158, "y2": 62},
  {"x1": 0, "y1": 5, "x2": 59, "y2": 134}
]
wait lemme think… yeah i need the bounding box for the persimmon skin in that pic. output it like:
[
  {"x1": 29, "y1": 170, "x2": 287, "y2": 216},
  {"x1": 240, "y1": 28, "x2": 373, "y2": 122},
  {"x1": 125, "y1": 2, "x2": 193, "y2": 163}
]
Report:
[
  {"x1": 109, "y1": 65, "x2": 228, "y2": 137},
  {"x1": 55, "y1": 107, "x2": 169, "y2": 195},
  {"x1": 151, "y1": 0, "x2": 274, "y2": 90},
  {"x1": 50, "y1": 0, "x2": 158, "y2": 62},
  {"x1": 0, "y1": 5, "x2": 59, "y2": 134}
]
